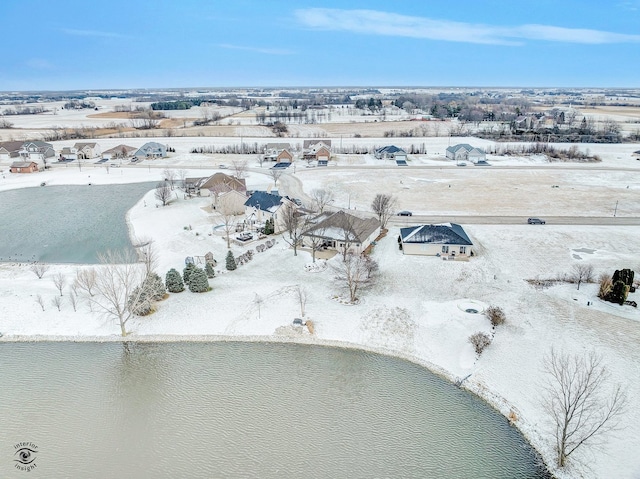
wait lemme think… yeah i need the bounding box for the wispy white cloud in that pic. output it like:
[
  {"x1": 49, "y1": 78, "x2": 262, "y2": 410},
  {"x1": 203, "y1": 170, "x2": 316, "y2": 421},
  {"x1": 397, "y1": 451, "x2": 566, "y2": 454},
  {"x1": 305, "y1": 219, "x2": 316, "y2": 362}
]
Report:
[
  {"x1": 295, "y1": 8, "x2": 640, "y2": 45},
  {"x1": 25, "y1": 58, "x2": 55, "y2": 70},
  {"x1": 61, "y1": 28, "x2": 127, "y2": 39},
  {"x1": 218, "y1": 43, "x2": 294, "y2": 55}
]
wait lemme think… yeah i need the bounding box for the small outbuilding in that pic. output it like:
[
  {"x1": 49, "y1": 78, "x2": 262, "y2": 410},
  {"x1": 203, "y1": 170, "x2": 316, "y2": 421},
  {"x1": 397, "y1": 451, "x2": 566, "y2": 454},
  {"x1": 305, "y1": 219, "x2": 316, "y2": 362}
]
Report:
[{"x1": 10, "y1": 161, "x2": 39, "y2": 173}]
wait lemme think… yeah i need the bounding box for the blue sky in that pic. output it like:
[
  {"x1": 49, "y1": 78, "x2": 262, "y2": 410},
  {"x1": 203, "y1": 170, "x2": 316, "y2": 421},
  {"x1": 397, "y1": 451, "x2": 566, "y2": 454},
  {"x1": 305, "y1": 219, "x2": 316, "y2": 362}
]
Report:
[{"x1": 1, "y1": 0, "x2": 639, "y2": 90}]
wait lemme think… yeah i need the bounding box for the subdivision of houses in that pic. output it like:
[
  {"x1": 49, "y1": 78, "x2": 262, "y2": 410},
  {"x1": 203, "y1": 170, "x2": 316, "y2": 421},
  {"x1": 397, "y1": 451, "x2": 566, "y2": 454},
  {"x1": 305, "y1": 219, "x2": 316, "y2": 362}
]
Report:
[
  {"x1": 301, "y1": 210, "x2": 381, "y2": 256},
  {"x1": 134, "y1": 142, "x2": 167, "y2": 159},
  {"x1": 374, "y1": 145, "x2": 407, "y2": 161},
  {"x1": 445, "y1": 144, "x2": 486, "y2": 164},
  {"x1": 264, "y1": 143, "x2": 294, "y2": 163},
  {"x1": 399, "y1": 223, "x2": 473, "y2": 258},
  {"x1": 244, "y1": 191, "x2": 297, "y2": 233},
  {"x1": 102, "y1": 144, "x2": 137, "y2": 160},
  {"x1": 302, "y1": 140, "x2": 331, "y2": 162}
]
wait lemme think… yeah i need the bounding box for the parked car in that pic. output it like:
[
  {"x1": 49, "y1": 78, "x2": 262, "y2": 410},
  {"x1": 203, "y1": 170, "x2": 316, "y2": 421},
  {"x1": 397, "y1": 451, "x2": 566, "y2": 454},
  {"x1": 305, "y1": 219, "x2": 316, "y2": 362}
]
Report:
[
  {"x1": 397, "y1": 211, "x2": 413, "y2": 216},
  {"x1": 219, "y1": 164, "x2": 228, "y2": 169},
  {"x1": 528, "y1": 217, "x2": 545, "y2": 224}
]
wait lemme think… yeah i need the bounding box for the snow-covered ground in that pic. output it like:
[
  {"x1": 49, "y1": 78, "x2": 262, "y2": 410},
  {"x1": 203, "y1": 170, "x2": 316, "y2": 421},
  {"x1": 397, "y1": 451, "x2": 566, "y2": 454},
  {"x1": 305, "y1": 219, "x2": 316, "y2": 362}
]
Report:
[{"x1": 1, "y1": 156, "x2": 639, "y2": 478}]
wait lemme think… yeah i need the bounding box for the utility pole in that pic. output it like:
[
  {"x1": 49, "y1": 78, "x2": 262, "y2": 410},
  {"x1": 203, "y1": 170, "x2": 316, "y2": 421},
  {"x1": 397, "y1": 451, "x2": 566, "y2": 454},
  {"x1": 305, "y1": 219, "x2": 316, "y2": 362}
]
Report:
[{"x1": 614, "y1": 200, "x2": 618, "y2": 217}]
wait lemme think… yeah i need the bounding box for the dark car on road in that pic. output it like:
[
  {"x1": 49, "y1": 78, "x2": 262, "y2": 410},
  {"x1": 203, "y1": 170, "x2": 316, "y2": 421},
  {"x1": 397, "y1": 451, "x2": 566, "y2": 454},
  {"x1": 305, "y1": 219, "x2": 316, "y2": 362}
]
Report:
[
  {"x1": 397, "y1": 211, "x2": 413, "y2": 216},
  {"x1": 528, "y1": 217, "x2": 545, "y2": 224}
]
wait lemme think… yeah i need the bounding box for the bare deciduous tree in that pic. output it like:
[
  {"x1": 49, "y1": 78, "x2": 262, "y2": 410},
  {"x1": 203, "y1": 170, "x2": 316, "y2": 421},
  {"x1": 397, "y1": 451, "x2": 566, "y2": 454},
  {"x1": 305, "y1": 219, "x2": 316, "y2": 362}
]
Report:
[
  {"x1": 281, "y1": 202, "x2": 305, "y2": 256},
  {"x1": 269, "y1": 168, "x2": 284, "y2": 187},
  {"x1": 52, "y1": 272, "x2": 66, "y2": 296},
  {"x1": 310, "y1": 188, "x2": 334, "y2": 213},
  {"x1": 331, "y1": 253, "x2": 375, "y2": 303},
  {"x1": 215, "y1": 194, "x2": 238, "y2": 249},
  {"x1": 232, "y1": 159, "x2": 248, "y2": 179},
  {"x1": 254, "y1": 293, "x2": 263, "y2": 319},
  {"x1": 135, "y1": 238, "x2": 158, "y2": 276},
  {"x1": 91, "y1": 250, "x2": 151, "y2": 336},
  {"x1": 155, "y1": 182, "x2": 172, "y2": 206},
  {"x1": 371, "y1": 193, "x2": 397, "y2": 229},
  {"x1": 469, "y1": 332, "x2": 492, "y2": 355},
  {"x1": 30, "y1": 262, "x2": 49, "y2": 279},
  {"x1": 51, "y1": 296, "x2": 62, "y2": 311},
  {"x1": 162, "y1": 168, "x2": 177, "y2": 190},
  {"x1": 295, "y1": 285, "x2": 307, "y2": 317},
  {"x1": 177, "y1": 169, "x2": 188, "y2": 189},
  {"x1": 571, "y1": 264, "x2": 594, "y2": 290},
  {"x1": 69, "y1": 291, "x2": 78, "y2": 312},
  {"x1": 543, "y1": 349, "x2": 627, "y2": 468},
  {"x1": 74, "y1": 267, "x2": 97, "y2": 297},
  {"x1": 36, "y1": 294, "x2": 45, "y2": 311}
]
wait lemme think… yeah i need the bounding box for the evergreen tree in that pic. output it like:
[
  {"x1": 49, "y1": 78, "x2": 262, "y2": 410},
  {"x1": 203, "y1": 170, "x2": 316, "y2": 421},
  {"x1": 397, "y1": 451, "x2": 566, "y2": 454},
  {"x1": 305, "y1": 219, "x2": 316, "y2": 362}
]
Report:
[
  {"x1": 183, "y1": 262, "x2": 197, "y2": 284},
  {"x1": 188, "y1": 267, "x2": 210, "y2": 293},
  {"x1": 226, "y1": 250, "x2": 237, "y2": 271},
  {"x1": 205, "y1": 262, "x2": 215, "y2": 278},
  {"x1": 147, "y1": 272, "x2": 167, "y2": 300},
  {"x1": 165, "y1": 268, "x2": 184, "y2": 293}
]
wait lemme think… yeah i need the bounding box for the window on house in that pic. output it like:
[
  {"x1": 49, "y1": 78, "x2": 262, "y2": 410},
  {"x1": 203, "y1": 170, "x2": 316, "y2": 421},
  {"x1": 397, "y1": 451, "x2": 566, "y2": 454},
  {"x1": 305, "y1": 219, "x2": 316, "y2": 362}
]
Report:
[
  {"x1": 460, "y1": 246, "x2": 466, "y2": 254},
  {"x1": 442, "y1": 245, "x2": 449, "y2": 253}
]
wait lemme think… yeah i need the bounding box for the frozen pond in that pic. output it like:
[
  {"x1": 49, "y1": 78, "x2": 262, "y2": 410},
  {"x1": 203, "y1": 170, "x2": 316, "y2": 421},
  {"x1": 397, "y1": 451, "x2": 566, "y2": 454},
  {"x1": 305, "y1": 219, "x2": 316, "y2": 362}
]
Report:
[
  {"x1": 0, "y1": 182, "x2": 154, "y2": 264},
  {"x1": 0, "y1": 341, "x2": 548, "y2": 478}
]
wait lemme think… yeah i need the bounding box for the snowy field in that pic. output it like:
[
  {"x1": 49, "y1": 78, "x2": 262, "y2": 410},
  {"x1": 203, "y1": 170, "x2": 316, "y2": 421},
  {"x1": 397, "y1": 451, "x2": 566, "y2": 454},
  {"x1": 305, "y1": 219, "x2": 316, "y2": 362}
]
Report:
[
  {"x1": 1, "y1": 139, "x2": 640, "y2": 478},
  {"x1": 0, "y1": 159, "x2": 640, "y2": 478}
]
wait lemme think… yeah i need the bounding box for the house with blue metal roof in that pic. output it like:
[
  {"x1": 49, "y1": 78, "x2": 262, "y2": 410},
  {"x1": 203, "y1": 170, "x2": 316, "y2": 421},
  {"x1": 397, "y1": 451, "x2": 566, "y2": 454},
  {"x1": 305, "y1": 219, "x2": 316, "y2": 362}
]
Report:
[{"x1": 399, "y1": 223, "x2": 473, "y2": 258}]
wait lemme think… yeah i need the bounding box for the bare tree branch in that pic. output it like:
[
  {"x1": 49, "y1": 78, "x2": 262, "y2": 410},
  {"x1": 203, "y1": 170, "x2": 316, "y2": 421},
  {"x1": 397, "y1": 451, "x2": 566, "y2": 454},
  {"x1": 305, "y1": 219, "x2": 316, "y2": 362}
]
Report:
[{"x1": 543, "y1": 349, "x2": 627, "y2": 468}]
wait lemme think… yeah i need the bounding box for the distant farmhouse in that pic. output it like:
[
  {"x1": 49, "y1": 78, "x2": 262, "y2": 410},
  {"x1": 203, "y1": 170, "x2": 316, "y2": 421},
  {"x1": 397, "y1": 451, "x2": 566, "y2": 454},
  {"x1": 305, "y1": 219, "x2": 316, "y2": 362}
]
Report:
[
  {"x1": 302, "y1": 140, "x2": 331, "y2": 162},
  {"x1": 399, "y1": 223, "x2": 473, "y2": 258},
  {"x1": 445, "y1": 144, "x2": 486, "y2": 164},
  {"x1": 301, "y1": 210, "x2": 381, "y2": 256},
  {"x1": 374, "y1": 145, "x2": 407, "y2": 161},
  {"x1": 135, "y1": 142, "x2": 167, "y2": 159},
  {"x1": 264, "y1": 143, "x2": 294, "y2": 163}
]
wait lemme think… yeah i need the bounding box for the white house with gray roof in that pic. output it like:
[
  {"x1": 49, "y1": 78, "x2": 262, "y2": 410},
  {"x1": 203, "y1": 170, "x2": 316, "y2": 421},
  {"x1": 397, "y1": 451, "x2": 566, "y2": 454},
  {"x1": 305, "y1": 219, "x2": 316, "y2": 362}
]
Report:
[
  {"x1": 445, "y1": 144, "x2": 486, "y2": 164},
  {"x1": 301, "y1": 210, "x2": 381, "y2": 256},
  {"x1": 399, "y1": 223, "x2": 473, "y2": 258}
]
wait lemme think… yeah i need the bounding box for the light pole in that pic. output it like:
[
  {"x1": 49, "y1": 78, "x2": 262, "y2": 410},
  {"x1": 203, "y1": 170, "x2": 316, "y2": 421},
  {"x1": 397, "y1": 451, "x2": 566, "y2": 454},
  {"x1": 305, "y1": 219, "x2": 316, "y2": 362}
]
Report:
[{"x1": 614, "y1": 200, "x2": 618, "y2": 217}]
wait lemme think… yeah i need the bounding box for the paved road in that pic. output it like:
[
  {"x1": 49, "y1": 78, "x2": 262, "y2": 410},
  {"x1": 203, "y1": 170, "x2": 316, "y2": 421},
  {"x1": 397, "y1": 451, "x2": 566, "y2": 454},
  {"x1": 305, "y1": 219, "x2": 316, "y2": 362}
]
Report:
[{"x1": 388, "y1": 215, "x2": 640, "y2": 226}]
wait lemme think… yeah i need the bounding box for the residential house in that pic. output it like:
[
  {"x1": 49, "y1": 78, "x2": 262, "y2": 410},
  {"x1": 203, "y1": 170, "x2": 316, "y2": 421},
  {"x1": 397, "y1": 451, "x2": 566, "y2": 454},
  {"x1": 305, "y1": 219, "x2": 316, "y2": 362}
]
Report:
[
  {"x1": 74, "y1": 142, "x2": 101, "y2": 159},
  {"x1": 399, "y1": 223, "x2": 473, "y2": 258},
  {"x1": 302, "y1": 140, "x2": 331, "y2": 161},
  {"x1": 213, "y1": 189, "x2": 248, "y2": 216},
  {"x1": 134, "y1": 142, "x2": 167, "y2": 159},
  {"x1": 301, "y1": 210, "x2": 381, "y2": 256},
  {"x1": 10, "y1": 161, "x2": 39, "y2": 173},
  {"x1": 445, "y1": 144, "x2": 486, "y2": 164},
  {"x1": 244, "y1": 191, "x2": 297, "y2": 233},
  {"x1": 200, "y1": 172, "x2": 247, "y2": 196},
  {"x1": 264, "y1": 143, "x2": 293, "y2": 163},
  {"x1": 374, "y1": 145, "x2": 407, "y2": 161},
  {"x1": 102, "y1": 144, "x2": 137, "y2": 160},
  {"x1": 19, "y1": 141, "x2": 55, "y2": 165},
  {"x1": 0, "y1": 141, "x2": 24, "y2": 162}
]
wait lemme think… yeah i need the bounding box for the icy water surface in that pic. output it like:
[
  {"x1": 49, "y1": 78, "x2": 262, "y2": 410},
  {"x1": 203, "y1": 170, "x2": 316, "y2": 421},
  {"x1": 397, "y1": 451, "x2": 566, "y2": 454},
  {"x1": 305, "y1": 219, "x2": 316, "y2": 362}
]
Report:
[
  {"x1": 0, "y1": 182, "x2": 155, "y2": 263},
  {"x1": 0, "y1": 341, "x2": 549, "y2": 478}
]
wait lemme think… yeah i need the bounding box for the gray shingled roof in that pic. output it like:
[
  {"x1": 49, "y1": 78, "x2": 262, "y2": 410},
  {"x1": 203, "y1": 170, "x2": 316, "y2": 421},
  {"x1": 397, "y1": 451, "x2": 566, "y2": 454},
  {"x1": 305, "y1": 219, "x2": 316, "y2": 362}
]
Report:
[{"x1": 400, "y1": 223, "x2": 472, "y2": 245}]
